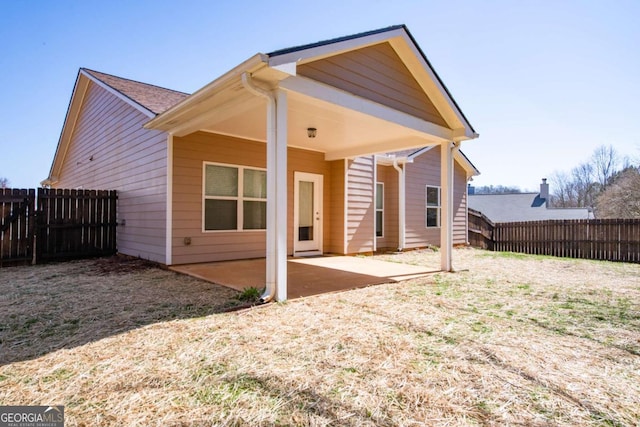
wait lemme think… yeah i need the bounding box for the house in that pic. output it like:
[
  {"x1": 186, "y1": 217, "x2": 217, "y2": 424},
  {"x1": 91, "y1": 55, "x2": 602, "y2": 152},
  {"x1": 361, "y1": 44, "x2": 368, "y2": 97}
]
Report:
[
  {"x1": 42, "y1": 25, "x2": 479, "y2": 301},
  {"x1": 468, "y1": 179, "x2": 593, "y2": 222}
]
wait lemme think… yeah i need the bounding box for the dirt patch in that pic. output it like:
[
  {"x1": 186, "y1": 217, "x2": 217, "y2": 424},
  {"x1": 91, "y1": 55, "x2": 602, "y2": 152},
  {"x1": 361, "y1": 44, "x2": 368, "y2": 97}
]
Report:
[{"x1": 1, "y1": 248, "x2": 639, "y2": 426}]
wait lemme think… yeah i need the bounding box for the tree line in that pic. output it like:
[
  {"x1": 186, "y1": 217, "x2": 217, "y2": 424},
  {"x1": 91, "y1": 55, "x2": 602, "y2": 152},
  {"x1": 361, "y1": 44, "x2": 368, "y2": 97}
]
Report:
[{"x1": 549, "y1": 145, "x2": 640, "y2": 218}]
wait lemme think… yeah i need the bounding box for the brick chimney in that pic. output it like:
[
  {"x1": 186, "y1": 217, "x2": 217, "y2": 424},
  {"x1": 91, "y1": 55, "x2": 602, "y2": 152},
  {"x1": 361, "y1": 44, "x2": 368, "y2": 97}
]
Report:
[{"x1": 540, "y1": 178, "x2": 549, "y2": 204}]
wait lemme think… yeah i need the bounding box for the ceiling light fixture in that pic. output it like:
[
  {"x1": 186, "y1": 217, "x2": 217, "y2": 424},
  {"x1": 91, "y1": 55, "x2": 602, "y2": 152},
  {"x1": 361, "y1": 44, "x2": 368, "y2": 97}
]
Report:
[{"x1": 307, "y1": 127, "x2": 317, "y2": 138}]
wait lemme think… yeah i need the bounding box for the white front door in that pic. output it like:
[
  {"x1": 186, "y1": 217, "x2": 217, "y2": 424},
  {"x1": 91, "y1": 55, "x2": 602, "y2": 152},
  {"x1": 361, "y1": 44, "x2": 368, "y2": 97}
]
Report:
[{"x1": 293, "y1": 172, "x2": 323, "y2": 256}]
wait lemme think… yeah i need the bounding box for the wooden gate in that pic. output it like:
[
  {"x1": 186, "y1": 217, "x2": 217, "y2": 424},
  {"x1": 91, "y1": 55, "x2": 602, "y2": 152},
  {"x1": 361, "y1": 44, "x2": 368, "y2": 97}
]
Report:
[
  {"x1": 0, "y1": 188, "x2": 36, "y2": 266},
  {"x1": 0, "y1": 188, "x2": 117, "y2": 266}
]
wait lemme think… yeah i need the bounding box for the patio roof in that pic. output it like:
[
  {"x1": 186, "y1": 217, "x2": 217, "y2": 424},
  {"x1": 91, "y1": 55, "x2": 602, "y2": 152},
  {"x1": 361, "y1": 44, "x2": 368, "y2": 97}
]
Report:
[{"x1": 144, "y1": 25, "x2": 478, "y2": 159}]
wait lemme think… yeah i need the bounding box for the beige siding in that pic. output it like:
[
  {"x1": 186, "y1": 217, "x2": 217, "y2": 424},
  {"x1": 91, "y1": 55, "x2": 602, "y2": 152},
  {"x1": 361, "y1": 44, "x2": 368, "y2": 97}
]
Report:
[
  {"x1": 171, "y1": 132, "x2": 338, "y2": 264},
  {"x1": 328, "y1": 160, "x2": 345, "y2": 254},
  {"x1": 453, "y1": 163, "x2": 468, "y2": 244},
  {"x1": 404, "y1": 146, "x2": 468, "y2": 248},
  {"x1": 298, "y1": 42, "x2": 447, "y2": 127},
  {"x1": 376, "y1": 165, "x2": 399, "y2": 250},
  {"x1": 54, "y1": 82, "x2": 167, "y2": 263},
  {"x1": 346, "y1": 156, "x2": 374, "y2": 254}
]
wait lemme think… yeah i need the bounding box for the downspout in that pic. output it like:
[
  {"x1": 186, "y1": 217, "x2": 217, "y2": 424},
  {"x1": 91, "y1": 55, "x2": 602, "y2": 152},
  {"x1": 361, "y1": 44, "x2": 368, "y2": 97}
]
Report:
[
  {"x1": 392, "y1": 159, "x2": 405, "y2": 251},
  {"x1": 241, "y1": 72, "x2": 276, "y2": 303}
]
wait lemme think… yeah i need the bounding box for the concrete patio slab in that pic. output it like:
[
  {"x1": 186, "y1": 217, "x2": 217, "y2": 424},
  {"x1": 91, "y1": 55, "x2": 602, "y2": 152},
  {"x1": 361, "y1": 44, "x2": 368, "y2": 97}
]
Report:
[{"x1": 170, "y1": 255, "x2": 438, "y2": 299}]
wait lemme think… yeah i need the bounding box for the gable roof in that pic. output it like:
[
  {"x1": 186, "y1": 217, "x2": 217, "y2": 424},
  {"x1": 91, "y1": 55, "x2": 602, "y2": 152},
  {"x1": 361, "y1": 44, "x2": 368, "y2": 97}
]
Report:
[
  {"x1": 43, "y1": 68, "x2": 189, "y2": 185},
  {"x1": 377, "y1": 145, "x2": 480, "y2": 178},
  {"x1": 82, "y1": 68, "x2": 189, "y2": 115},
  {"x1": 469, "y1": 193, "x2": 593, "y2": 222},
  {"x1": 45, "y1": 25, "x2": 479, "y2": 185},
  {"x1": 268, "y1": 24, "x2": 475, "y2": 135},
  {"x1": 146, "y1": 25, "x2": 478, "y2": 149}
]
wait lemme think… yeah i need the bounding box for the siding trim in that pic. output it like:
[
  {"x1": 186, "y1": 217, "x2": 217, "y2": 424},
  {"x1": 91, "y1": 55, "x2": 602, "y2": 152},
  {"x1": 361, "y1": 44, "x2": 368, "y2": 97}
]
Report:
[
  {"x1": 166, "y1": 133, "x2": 173, "y2": 265},
  {"x1": 372, "y1": 155, "x2": 377, "y2": 251},
  {"x1": 343, "y1": 158, "x2": 348, "y2": 254}
]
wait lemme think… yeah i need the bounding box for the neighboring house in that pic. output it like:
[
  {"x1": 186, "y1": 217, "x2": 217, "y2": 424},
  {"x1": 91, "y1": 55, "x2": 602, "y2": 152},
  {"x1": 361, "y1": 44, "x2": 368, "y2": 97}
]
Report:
[
  {"x1": 43, "y1": 25, "x2": 479, "y2": 301},
  {"x1": 468, "y1": 179, "x2": 593, "y2": 222}
]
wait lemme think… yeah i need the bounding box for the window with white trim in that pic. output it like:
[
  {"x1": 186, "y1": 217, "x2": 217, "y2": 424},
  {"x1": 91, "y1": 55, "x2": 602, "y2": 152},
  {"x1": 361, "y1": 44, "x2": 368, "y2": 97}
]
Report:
[
  {"x1": 376, "y1": 182, "x2": 384, "y2": 237},
  {"x1": 425, "y1": 185, "x2": 440, "y2": 228},
  {"x1": 203, "y1": 163, "x2": 267, "y2": 231}
]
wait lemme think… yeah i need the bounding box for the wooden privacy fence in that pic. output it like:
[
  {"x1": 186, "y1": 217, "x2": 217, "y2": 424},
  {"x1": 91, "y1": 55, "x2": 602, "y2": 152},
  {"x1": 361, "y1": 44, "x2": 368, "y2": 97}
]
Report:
[
  {"x1": 468, "y1": 208, "x2": 494, "y2": 250},
  {"x1": 468, "y1": 209, "x2": 640, "y2": 263},
  {"x1": 0, "y1": 188, "x2": 117, "y2": 266}
]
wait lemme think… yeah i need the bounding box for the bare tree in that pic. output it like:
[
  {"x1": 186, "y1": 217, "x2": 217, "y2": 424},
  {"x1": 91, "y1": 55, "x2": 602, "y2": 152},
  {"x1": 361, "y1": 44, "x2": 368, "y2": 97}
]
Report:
[
  {"x1": 591, "y1": 145, "x2": 622, "y2": 188},
  {"x1": 596, "y1": 167, "x2": 640, "y2": 218},
  {"x1": 550, "y1": 145, "x2": 627, "y2": 210},
  {"x1": 0, "y1": 177, "x2": 9, "y2": 189},
  {"x1": 549, "y1": 171, "x2": 578, "y2": 207}
]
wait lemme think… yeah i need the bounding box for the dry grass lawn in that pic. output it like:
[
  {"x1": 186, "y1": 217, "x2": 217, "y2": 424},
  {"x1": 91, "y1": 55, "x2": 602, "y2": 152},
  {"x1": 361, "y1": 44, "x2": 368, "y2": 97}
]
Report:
[{"x1": 1, "y1": 248, "x2": 639, "y2": 426}]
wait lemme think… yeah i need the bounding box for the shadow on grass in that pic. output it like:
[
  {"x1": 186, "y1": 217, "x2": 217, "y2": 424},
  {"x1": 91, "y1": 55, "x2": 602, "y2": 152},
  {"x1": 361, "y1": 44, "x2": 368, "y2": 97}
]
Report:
[{"x1": 0, "y1": 256, "x2": 250, "y2": 366}]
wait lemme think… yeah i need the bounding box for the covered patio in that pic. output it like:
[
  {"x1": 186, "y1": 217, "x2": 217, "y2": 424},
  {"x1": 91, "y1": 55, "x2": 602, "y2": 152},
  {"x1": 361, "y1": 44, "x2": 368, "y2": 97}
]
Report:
[
  {"x1": 170, "y1": 255, "x2": 438, "y2": 299},
  {"x1": 146, "y1": 26, "x2": 477, "y2": 302}
]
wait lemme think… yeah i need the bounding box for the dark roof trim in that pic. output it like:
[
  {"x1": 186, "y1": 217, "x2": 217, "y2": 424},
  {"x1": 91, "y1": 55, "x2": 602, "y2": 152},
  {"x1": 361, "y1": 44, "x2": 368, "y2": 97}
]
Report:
[
  {"x1": 267, "y1": 25, "x2": 406, "y2": 57},
  {"x1": 400, "y1": 26, "x2": 476, "y2": 134}
]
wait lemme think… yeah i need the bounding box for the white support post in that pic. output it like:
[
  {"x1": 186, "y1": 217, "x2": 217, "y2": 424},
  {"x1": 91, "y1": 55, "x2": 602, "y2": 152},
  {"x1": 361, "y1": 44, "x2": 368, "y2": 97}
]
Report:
[
  {"x1": 440, "y1": 141, "x2": 454, "y2": 271},
  {"x1": 398, "y1": 163, "x2": 406, "y2": 251},
  {"x1": 275, "y1": 89, "x2": 288, "y2": 301},
  {"x1": 265, "y1": 92, "x2": 277, "y2": 295}
]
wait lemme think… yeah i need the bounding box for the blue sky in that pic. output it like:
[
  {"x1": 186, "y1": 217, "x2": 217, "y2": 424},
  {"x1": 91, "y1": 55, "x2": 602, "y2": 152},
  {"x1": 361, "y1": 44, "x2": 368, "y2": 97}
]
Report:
[{"x1": 1, "y1": 0, "x2": 638, "y2": 191}]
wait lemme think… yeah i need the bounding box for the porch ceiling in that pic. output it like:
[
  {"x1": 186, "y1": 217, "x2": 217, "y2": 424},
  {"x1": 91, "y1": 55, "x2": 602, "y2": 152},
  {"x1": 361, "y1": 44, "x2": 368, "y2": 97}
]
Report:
[{"x1": 183, "y1": 77, "x2": 452, "y2": 161}]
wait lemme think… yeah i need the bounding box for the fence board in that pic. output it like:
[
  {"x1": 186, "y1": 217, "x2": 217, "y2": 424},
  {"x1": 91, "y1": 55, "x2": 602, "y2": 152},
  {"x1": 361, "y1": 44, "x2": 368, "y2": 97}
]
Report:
[
  {"x1": 0, "y1": 188, "x2": 36, "y2": 266},
  {"x1": 0, "y1": 188, "x2": 117, "y2": 266},
  {"x1": 36, "y1": 188, "x2": 118, "y2": 262},
  {"x1": 469, "y1": 213, "x2": 640, "y2": 263}
]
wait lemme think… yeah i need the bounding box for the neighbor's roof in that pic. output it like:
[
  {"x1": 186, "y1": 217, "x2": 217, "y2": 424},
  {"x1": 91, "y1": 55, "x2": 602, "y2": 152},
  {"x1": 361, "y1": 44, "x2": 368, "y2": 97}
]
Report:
[
  {"x1": 82, "y1": 68, "x2": 189, "y2": 115},
  {"x1": 468, "y1": 193, "x2": 593, "y2": 222}
]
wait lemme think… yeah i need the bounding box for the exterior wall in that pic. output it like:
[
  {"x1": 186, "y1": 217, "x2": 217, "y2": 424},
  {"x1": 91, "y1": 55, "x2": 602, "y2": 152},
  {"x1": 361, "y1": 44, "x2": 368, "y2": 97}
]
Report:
[
  {"x1": 54, "y1": 82, "x2": 167, "y2": 263},
  {"x1": 346, "y1": 156, "x2": 375, "y2": 254},
  {"x1": 298, "y1": 42, "x2": 447, "y2": 127},
  {"x1": 404, "y1": 146, "x2": 468, "y2": 248},
  {"x1": 328, "y1": 160, "x2": 346, "y2": 254},
  {"x1": 376, "y1": 164, "x2": 399, "y2": 250},
  {"x1": 171, "y1": 132, "x2": 338, "y2": 264},
  {"x1": 452, "y1": 163, "x2": 468, "y2": 244}
]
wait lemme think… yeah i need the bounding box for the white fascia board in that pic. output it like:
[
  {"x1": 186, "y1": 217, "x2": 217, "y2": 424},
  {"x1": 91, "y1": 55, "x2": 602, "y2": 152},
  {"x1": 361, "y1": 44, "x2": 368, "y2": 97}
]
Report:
[
  {"x1": 145, "y1": 54, "x2": 267, "y2": 131},
  {"x1": 454, "y1": 150, "x2": 481, "y2": 177},
  {"x1": 81, "y1": 69, "x2": 156, "y2": 118},
  {"x1": 375, "y1": 153, "x2": 412, "y2": 166},
  {"x1": 405, "y1": 144, "x2": 479, "y2": 177},
  {"x1": 268, "y1": 28, "x2": 405, "y2": 67},
  {"x1": 271, "y1": 62, "x2": 297, "y2": 76},
  {"x1": 326, "y1": 140, "x2": 436, "y2": 161},
  {"x1": 280, "y1": 76, "x2": 453, "y2": 141},
  {"x1": 388, "y1": 35, "x2": 475, "y2": 137},
  {"x1": 407, "y1": 146, "x2": 435, "y2": 161},
  {"x1": 46, "y1": 73, "x2": 91, "y2": 183}
]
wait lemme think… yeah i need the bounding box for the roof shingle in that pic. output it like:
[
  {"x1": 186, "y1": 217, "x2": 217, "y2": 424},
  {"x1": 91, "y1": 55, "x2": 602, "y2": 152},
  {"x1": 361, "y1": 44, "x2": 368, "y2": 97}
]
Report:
[{"x1": 82, "y1": 68, "x2": 189, "y2": 115}]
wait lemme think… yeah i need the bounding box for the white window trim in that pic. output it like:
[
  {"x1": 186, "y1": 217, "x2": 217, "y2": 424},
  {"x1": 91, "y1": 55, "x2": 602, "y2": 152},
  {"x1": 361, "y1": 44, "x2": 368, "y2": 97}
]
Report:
[
  {"x1": 202, "y1": 162, "x2": 267, "y2": 233},
  {"x1": 425, "y1": 185, "x2": 441, "y2": 228},
  {"x1": 376, "y1": 182, "x2": 384, "y2": 238}
]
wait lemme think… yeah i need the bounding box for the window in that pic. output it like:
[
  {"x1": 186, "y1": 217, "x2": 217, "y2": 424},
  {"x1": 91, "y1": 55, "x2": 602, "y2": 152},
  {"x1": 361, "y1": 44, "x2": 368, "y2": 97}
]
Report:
[
  {"x1": 376, "y1": 182, "x2": 384, "y2": 237},
  {"x1": 425, "y1": 185, "x2": 440, "y2": 228},
  {"x1": 203, "y1": 163, "x2": 267, "y2": 231}
]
